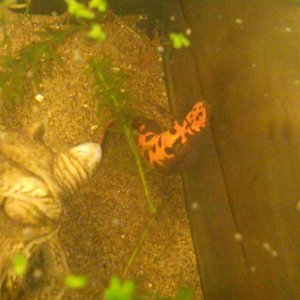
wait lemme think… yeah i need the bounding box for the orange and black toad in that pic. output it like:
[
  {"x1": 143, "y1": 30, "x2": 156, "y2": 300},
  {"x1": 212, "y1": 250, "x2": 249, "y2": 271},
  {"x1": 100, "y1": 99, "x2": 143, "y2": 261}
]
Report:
[{"x1": 136, "y1": 101, "x2": 207, "y2": 171}]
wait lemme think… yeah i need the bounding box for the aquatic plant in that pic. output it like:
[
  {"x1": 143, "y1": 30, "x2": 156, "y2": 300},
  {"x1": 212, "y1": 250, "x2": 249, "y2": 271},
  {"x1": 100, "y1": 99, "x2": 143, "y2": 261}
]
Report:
[
  {"x1": 89, "y1": 58, "x2": 156, "y2": 215},
  {"x1": 12, "y1": 253, "x2": 27, "y2": 276},
  {"x1": 0, "y1": 3, "x2": 193, "y2": 297},
  {"x1": 65, "y1": 0, "x2": 106, "y2": 41},
  {"x1": 104, "y1": 277, "x2": 136, "y2": 300},
  {"x1": 169, "y1": 32, "x2": 190, "y2": 49},
  {"x1": 0, "y1": 0, "x2": 106, "y2": 112},
  {"x1": 0, "y1": 26, "x2": 76, "y2": 110},
  {"x1": 103, "y1": 277, "x2": 194, "y2": 300},
  {"x1": 89, "y1": 58, "x2": 158, "y2": 279},
  {"x1": 64, "y1": 274, "x2": 87, "y2": 289}
]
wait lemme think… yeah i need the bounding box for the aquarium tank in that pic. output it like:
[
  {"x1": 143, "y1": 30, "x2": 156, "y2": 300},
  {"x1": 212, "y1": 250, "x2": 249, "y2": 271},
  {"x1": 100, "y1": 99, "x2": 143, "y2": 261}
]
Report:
[{"x1": 0, "y1": 0, "x2": 300, "y2": 299}]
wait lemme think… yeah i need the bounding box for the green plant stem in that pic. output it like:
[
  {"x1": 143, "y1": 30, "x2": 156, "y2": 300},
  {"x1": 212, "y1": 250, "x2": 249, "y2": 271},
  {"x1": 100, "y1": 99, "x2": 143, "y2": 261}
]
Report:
[
  {"x1": 91, "y1": 61, "x2": 157, "y2": 278},
  {"x1": 48, "y1": 25, "x2": 79, "y2": 44},
  {"x1": 96, "y1": 70, "x2": 156, "y2": 215},
  {"x1": 123, "y1": 125, "x2": 156, "y2": 215},
  {"x1": 122, "y1": 216, "x2": 156, "y2": 279}
]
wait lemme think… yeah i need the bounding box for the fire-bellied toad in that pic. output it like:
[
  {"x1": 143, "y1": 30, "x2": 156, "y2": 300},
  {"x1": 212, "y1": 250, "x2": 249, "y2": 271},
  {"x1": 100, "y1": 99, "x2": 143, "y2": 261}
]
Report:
[
  {"x1": 0, "y1": 121, "x2": 102, "y2": 299},
  {"x1": 135, "y1": 101, "x2": 207, "y2": 171}
]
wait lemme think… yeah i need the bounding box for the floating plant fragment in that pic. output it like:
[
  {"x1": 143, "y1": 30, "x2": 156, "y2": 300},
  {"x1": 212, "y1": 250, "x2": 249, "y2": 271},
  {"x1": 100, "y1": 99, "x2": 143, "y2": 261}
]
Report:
[
  {"x1": 12, "y1": 253, "x2": 27, "y2": 276},
  {"x1": 65, "y1": 0, "x2": 95, "y2": 19},
  {"x1": 64, "y1": 274, "x2": 87, "y2": 289},
  {"x1": 169, "y1": 32, "x2": 191, "y2": 49},
  {"x1": 88, "y1": 23, "x2": 106, "y2": 41},
  {"x1": 104, "y1": 277, "x2": 136, "y2": 300},
  {"x1": 89, "y1": 0, "x2": 107, "y2": 12}
]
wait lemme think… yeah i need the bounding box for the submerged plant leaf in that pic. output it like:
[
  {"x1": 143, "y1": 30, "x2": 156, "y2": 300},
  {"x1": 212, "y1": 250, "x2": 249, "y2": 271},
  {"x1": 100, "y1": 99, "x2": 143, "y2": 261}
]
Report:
[
  {"x1": 88, "y1": 23, "x2": 106, "y2": 41},
  {"x1": 89, "y1": 0, "x2": 107, "y2": 12},
  {"x1": 0, "y1": 26, "x2": 75, "y2": 111},
  {"x1": 64, "y1": 274, "x2": 87, "y2": 289},
  {"x1": 104, "y1": 277, "x2": 136, "y2": 300},
  {"x1": 12, "y1": 253, "x2": 27, "y2": 276},
  {"x1": 169, "y1": 33, "x2": 190, "y2": 49},
  {"x1": 89, "y1": 58, "x2": 129, "y2": 117},
  {"x1": 65, "y1": 0, "x2": 95, "y2": 19}
]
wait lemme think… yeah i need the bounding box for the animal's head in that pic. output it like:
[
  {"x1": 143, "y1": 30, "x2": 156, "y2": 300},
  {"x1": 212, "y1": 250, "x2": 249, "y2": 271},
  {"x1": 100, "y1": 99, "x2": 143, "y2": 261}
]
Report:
[{"x1": 0, "y1": 121, "x2": 102, "y2": 226}]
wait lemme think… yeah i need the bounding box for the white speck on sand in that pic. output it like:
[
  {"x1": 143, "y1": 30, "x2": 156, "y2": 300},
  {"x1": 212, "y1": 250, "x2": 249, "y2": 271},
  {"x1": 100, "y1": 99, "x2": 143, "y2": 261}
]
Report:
[
  {"x1": 284, "y1": 27, "x2": 292, "y2": 33},
  {"x1": 186, "y1": 28, "x2": 192, "y2": 36},
  {"x1": 234, "y1": 232, "x2": 243, "y2": 241},
  {"x1": 263, "y1": 242, "x2": 272, "y2": 251},
  {"x1": 191, "y1": 202, "x2": 199, "y2": 210},
  {"x1": 293, "y1": 80, "x2": 300, "y2": 87},
  {"x1": 35, "y1": 94, "x2": 44, "y2": 102},
  {"x1": 235, "y1": 18, "x2": 243, "y2": 25}
]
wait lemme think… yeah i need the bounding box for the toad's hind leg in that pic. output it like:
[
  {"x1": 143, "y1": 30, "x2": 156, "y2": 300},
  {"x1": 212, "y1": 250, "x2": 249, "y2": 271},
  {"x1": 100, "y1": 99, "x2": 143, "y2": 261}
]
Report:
[{"x1": 22, "y1": 237, "x2": 69, "y2": 300}]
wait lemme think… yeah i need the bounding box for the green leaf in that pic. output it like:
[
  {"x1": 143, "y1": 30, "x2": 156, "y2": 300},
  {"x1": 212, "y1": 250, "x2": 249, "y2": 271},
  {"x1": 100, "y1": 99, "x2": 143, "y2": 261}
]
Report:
[
  {"x1": 12, "y1": 253, "x2": 27, "y2": 276},
  {"x1": 88, "y1": 24, "x2": 106, "y2": 41},
  {"x1": 169, "y1": 33, "x2": 191, "y2": 49},
  {"x1": 103, "y1": 277, "x2": 136, "y2": 300},
  {"x1": 64, "y1": 274, "x2": 87, "y2": 289},
  {"x1": 65, "y1": 0, "x2": 95, "y2": 19},
  {"x1": 0, "y1": 26, "x2": 74, "y2": 112},
  {"x1": 89, "y1": 0, "x2": 107, "y2": 12}
]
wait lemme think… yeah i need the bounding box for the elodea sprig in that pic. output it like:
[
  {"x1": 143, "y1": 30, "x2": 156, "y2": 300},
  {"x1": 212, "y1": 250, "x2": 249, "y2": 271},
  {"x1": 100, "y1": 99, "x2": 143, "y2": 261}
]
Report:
[
  {"x1": 65, "y1": 0, "x2": 107, "y2": 41},
  {"x1": 89, "y1": 58, "x2": 157, "y2": 277},
  {"x1": 0, "y1": 26, "x2": 76, "y2": 111},
  {"x1": 89, "y1": 58, "x2": 156, "y2": 215}
]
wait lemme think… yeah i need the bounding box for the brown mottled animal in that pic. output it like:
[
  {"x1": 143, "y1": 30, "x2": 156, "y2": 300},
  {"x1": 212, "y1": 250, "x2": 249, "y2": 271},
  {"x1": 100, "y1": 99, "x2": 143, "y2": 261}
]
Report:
[{"x1": 0, "y1": 121, "x2": 103, "y2": 299}]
